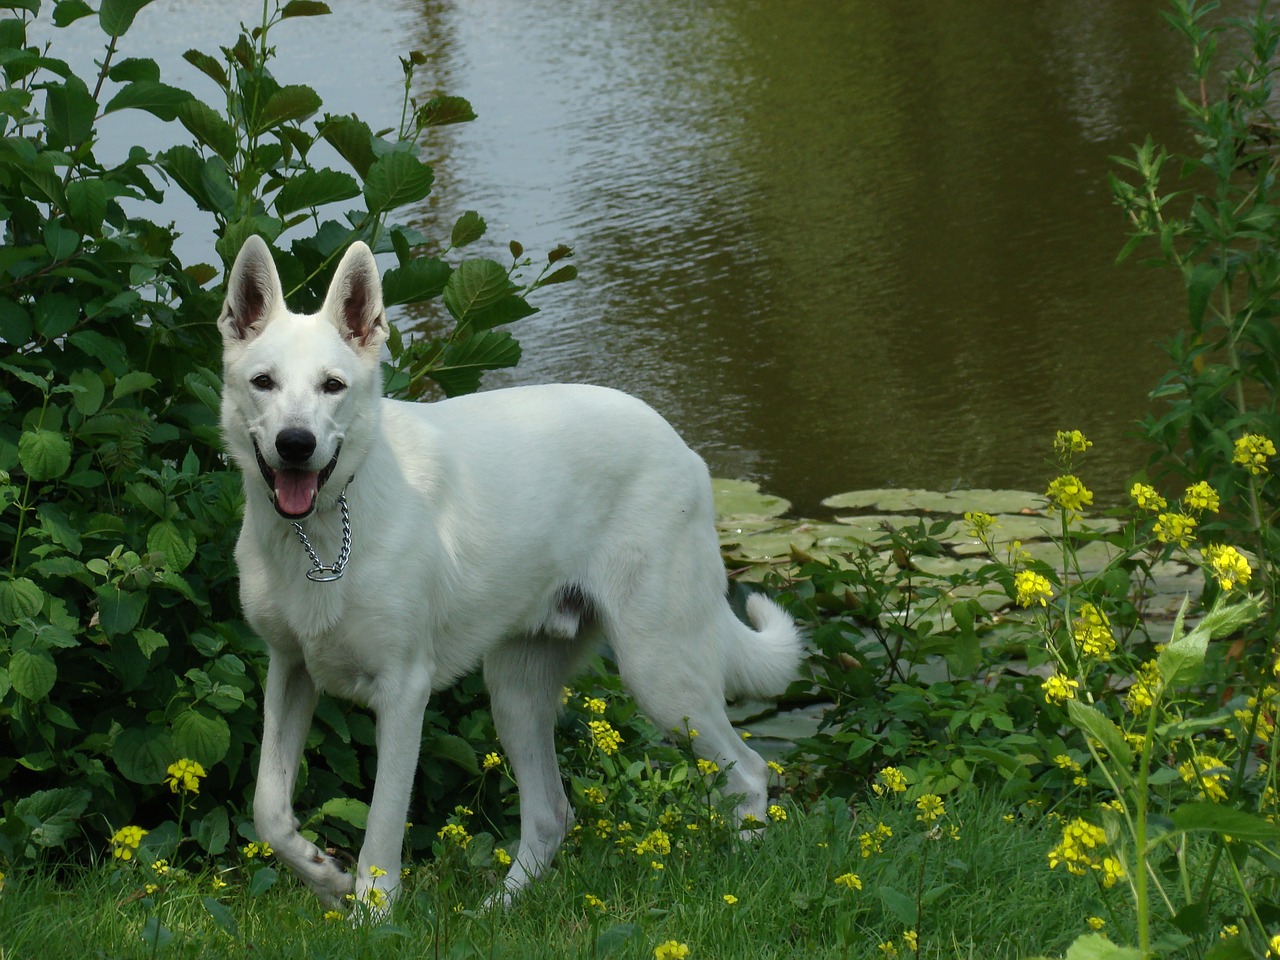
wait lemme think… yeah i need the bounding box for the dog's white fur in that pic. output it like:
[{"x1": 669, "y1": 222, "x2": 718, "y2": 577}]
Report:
[{"x1": 218, "y1": 236, "x2": 803, "y2": 912}]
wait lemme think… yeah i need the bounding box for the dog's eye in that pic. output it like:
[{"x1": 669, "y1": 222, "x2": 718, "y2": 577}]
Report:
[
  {"x1": 251, "y1": 373, "x2": 274, "y2": 390},
  {"x1": 322, "y1": 377, "x2": 346, "y2": 394}
]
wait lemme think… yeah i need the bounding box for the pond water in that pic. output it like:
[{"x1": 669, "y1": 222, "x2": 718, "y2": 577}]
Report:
[{"x1": 44, "y1": 0, "x2": 1214, "y2": 515}]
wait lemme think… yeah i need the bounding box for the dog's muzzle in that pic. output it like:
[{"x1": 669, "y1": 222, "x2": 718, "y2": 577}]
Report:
[{"x1": 254, "y1": 440, "x2": 342, "y2": 520}]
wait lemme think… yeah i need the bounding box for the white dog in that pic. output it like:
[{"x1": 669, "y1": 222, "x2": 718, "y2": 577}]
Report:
[{"x1": 217, "y1": 235, "x2": 803, "y2": 912}]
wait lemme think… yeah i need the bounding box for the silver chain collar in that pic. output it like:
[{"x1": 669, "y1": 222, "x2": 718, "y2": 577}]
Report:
[{"x1": 291, "y1": 483, "x2": 352, "y2": 582}]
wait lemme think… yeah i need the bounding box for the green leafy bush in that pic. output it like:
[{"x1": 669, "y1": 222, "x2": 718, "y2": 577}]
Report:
[{"x1": 0, "y1": 0, "x2": 570, "y2": 866}]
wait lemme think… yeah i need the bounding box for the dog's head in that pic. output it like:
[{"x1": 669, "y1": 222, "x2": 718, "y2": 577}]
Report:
[{"x1": 218, "y1": 236, "x2": 388, "y2": 520}]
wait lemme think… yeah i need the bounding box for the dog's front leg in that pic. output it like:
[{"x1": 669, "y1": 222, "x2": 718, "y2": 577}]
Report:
[
  {"x1": 254, "y1": 651, "x2": 354, "y2": 907},
  {"x1": 354, "y1": 668, "x2": 433, "y2": 916}
]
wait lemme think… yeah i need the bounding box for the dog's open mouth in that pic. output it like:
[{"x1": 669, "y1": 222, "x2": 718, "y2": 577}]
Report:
[{"x1": 254, "y1": 441, "x2": 341, "y2": 520}]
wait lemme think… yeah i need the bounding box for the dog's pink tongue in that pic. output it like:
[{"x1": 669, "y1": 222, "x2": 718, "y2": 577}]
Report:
[{"x1": 275, "y1": 470, "x2": 319, "y2": 516}]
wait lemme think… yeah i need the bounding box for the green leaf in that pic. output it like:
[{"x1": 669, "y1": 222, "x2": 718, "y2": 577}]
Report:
[
  {"x1": 275, "y1": 168, "x2": 360, "y2": 215},
  {"x1": 0, "y1": 300, "x2": 33, "y2": 345},
  {"x1": 1063, "y1": 934, "x2": 1142, "y2": 960},
  {"x1": 103, "y1": 80, "x2": 194, "y2": 121},
  {"x1": 465, "y1": 294, "x2": 537, "y2": 332},
  {"x1": 69, "y1": 369, "x2": 105, "y2": 415},
  {"x1": 382, "y1": 257, "x2": 451, "y2": 306},
  {"x1": 1168, "y1": 802, "x2": 1280, "y2": 840},
  {"x1": 66, "y1": 178, "x2": 110, "y2": 236},
  {"x1": 107, "y1": 56, "x2": 160, "y2": 82},
  {"x1": 428, "y1": 732, "x2": 479, "y2": 774},
  {"x1": 147, "y1": 520, "x2": 196, "y2": 572},
  {"x1": 182, "y1": 49, "x2": 229, "y2": 90},
  {"x1": 19, "y1": 430, "x2": 71, "y2": 480},
  {"x1": 193, "y1": 807, "x2": 230, "y2": 857},
  {"x1": 319, "y1": 114, "x2": 376, "y2": 179},
  {"x1": 430, "y1": 330, "x2": 522, "y2": 397},
  {"x1": 1066, "y1": 699, "x2": 1133, "y2": 772},
  {"x1": 877, "y1": 885, "x2": 917, "y2": 926},
  {"x1": 9, "y1": 649, "x2": 57, "y2": 700},
  {"x1": 256, "y1": 84, "x2": 322, "y2": 133},
  {"x1": 113, "y1": 726, "x2": 174, "y2": 784},
  {"x1": 362, "y1": 150, "x2": 434, "y2": 213},
  {"x1": 42, "y1": 221, "x2": 79, "y2": 261},
  {"x1": 95, "y1": 585, "x2": 143, "y2": 637},
  {"x1": 52, "y1": 0, "x2": 95, "y2": 26},
  {"x1": 135, "y1": 628, "x2": 168, "y2": 660},
  {"x1": 113, "y1": 370, "x2": 157, "y2": 399},
  {"x1": 450, "y1": 210, "x2": 486, "y2": 248},
  {"x1": 320, "y1": 797, "x2": 369, "y2": 829},
  {"x1": 14, "y1": 787, "x2": 90, "y2": 849},
  {"x1": 202, "y1": 897, "x2": 238, "y2": 938},
  {"x1": 1185, "y1": 262, "x2": 1223, "y2": 329},
  {"x1": 416, "y1": 95, "x2": 476, "y2": 128},
  {"x1": 171, "y1": 707, "x2": 231, "y2": 766},
  {"x1": 540, "y1": 264, "x2": 578, "y2": 286},
  {"x1": 281, "y1": 0, "x2": 331, "y2": 16},
  {"x1": 98, "y1": 0, "x2": 154, "y2": 37},
  {"x1": 442, "y1": 259, "x2": 515, "y2": 323},
  {"x1": 34, "y1": 290, "x2": 78, "y2": 338},
  {"x1": 177, "y1": 99, "x2": 237, "y2": 161},
  {"x1": 43, "y1": 75, "x2": 96, "y2": 151},
  {"x1": 248, "y1": 867, "x2": 277, "y2": 896},
  {"x1": 0, "y1": 577, "x2": 44, "y2": 623}
]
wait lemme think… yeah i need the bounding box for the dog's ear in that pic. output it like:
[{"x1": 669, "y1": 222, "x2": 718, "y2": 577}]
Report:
[
  {"x1": 219, "y1": 235, "x2": 284, "y2": 344},
  {"x1": 324, "y1": 241, "x2": 388, "y2": 354}
]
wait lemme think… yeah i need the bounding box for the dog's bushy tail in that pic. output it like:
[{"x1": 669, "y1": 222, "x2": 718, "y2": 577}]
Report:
[{"x1": 721, "y1": 594, "x2": 805, "y2": 700}]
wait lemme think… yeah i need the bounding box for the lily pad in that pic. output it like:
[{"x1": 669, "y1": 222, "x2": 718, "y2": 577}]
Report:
[
  {"x1": 711, "y1": 478, "x2": 791, "y2": 520},
  {"x1": 822, "y1": 488, "x2": 1044, "y2": 515}
]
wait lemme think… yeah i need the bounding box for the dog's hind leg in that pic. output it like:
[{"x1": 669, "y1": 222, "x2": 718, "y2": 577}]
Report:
[
  {"x1": 483, "y1": 632, "x2": 589, "y2": 904},
  {"x1": 254, "y1": 651, "x2": 354, "y2": 906}
]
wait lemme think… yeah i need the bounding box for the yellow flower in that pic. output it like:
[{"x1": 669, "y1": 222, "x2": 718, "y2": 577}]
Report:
[
  {"x1": 1054, "y1": 430, "x2": 1093, "y2": 458},
  {"x1": 588, "y1": 719, "x2": 623, "y2": 756},
  {"x1": 1154, "y1": 511, "x2": 1197, "y2": 548},
  {"x1": 1202, "y1": 544, "x2": 1252, "y2": 591},
  {"x1": 873, "y1": 766, "x2": 908, "y2": 795},
  {"x1": 437, "y1": 823, "x2": 472, "y2": 848},
  {"x1": 323, "y1": 909, "x2": 343, "y2": 921},
  {"x1": 767, "y1": 760, "x2": 785, "y2": 777},
  {"x1": 915, "y1": 794, "x2": 945, "y2": 823},
  {"x1": 878, "y1": 942, "x2": 900, "y2": 958},
  {"x1": 144, "y1": 883, "x2": 159, "y2": 895},
  {"x1": 583, "y1": 696, "x2": 607, "y2": 715},
  {"x1": 1046, "y1": 474, "x2": 1093, "y2": 515},
  {"x1": 722, "y1": 893, "x2": 738, "y2": 905},
  {"x1": 1126, "y1": 660, "x2": 1162, "y2": 714},
  {"x1": 483, "y1": 752, "x2": 502, "y2": 770},
  {"x1": 1233, "y1": 433, "x2": 1276, "y2": 474},
  {"x1": 654, "y1": 942, "x2": 689, "y2": 960},
  {"x1": 1048, "y1": 818, "x2": 1123, "y2": 887},
  {"x1": 859, "y1": 822, "x2": 893, "y2": 857},
  {"x1": 902, "y1": 929, "x2": 919, "y2": 952},
  {"x1": 833, "y1": 872, "x2": 863, "y2": 890},
  {"x1": 584, "y1": 893, "x2": 606, "y2": 911},
  {"x1": 111, "y1": 825, "x2": 148, "y2": 861},
  {"x1": 362, "y1": 886, "x2": 387, "y2": 910},
  {"x1": 494, "y1": 848, "x2": 512, "y2": 866},
  {"x1": 1184, "y1": 481, "x2": 1220, "y2": 513},
  {"x1": 210, "y1": 875, "x2": 227, "y2": 890},
  {"x1": 368, "y1": 865, "x2": 387, "y2": 878},
  {"x1": 1087, "y1": 917, "x2": 1106, "y2": 930},
  {"x1": 963, "y1": 511, "x2": 997, "y2": 539},
  {"x1": 1269, "y1": 933, "x2": 1280, "y2": 958},
  {"x1": 165, "y1": 758, "x2": 206, "y2": 795},
  {"x1": 1179, "y1": 754, "x2": 1230, "y2": 803},
  {"x1": 1130, "y1": 482, "x2": 1167, "y2": 512},
  {"x1": 634, "y1": 829, "x2": 672, "y2": 857},
  {"x1": 584, "y1": 786, "x2": 606, "y2": 804},
  {"x1": 697, "y1": 759, "x2": 720, "y2": 776},
  {"x1": 1014, "y1": 570, "x2": 1054, "y2": 608},
  {"x1": 1042, "y1": 673, "x2": 1080, "y2": 705},
  {"x1": 1220, "y1": 925, "x2": 1240, "y2": 939},
  {"x1": 242, "y1": 841, "x2": 273, "y2": 859},
  {"x1": 1054, "y1": 754, "x2": 1083, "y2": 774},
  {"x1": 1072, "y1": 602, "x2": 1116, "y2": 660},
  {"x1": 767, "y1": 804, "x2": 787, "y2": 822}
]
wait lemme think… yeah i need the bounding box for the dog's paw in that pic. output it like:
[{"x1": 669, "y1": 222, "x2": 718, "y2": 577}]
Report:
[{"x1": 302, "y1": 854, "x2": 356, "y2": 908}]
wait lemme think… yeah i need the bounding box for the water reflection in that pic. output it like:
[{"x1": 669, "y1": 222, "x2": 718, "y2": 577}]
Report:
[{"x1": 36, "y1": 0, "x2": 1207, "y2": 514}]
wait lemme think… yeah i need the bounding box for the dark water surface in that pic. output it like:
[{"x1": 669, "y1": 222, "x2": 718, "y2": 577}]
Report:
[{"x1": 46, "y1": 1, "x2": 1209, "y2": 514}]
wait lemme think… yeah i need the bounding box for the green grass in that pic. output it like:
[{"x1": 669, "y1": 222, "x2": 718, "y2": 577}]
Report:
[{"x1": 0, "y1": 788, "x2": 1120, "y2": 959}]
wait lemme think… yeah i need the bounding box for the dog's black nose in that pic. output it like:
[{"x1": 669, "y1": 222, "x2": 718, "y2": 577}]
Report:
[{"x1": 275, "y1": 428, "x2": 317, "y2": 464}]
